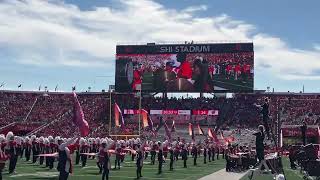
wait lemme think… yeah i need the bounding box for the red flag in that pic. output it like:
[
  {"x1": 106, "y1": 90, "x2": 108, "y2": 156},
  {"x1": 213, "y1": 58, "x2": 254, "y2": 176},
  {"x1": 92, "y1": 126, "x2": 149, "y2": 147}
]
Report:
[
  {"x1": 141, "y1": 109, "x2": 149, "y2": 128},
  {"x1": 223, "y1": 132, "x2": 235, "y2": 145},
  {"x1": 114, "y1": 103, "x2": 125, "y2": 128},
  {"x1": 188, "y1": 123, "x2": 194, "y2": 140},
  {"x1": 163, "y1": 120, "x2": 171, "y2": 140},
  {"x1": 171, "y1": 120, "x2": 176, "y2": 132},
  {"x1": 197, "y1": 124, "x2": 204, "y2": 135},
  {"x1": 73, "y1": 92, "x2": 89, "y2": 137},
  {"x1": 208, "y1": 128, "x2": 219, "y2": 143}
]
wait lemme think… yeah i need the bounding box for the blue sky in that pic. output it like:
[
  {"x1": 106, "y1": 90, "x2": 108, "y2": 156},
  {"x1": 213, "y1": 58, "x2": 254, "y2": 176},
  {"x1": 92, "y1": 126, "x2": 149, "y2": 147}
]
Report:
[{"x1": 1, "y1": 0, "x2": 320, "y2": 92}]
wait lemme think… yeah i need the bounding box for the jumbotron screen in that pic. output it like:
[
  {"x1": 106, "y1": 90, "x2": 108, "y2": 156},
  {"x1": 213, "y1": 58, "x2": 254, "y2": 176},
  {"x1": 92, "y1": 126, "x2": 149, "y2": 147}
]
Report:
[{"x1": 115, "y1": 43, "x2": 254, "y2": 92}]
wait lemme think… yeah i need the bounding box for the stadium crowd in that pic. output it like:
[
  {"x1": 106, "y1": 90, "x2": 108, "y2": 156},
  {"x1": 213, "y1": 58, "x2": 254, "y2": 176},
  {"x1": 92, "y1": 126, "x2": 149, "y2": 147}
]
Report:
[{"x1": 1, "y1": 91, "x2": 320, "y2": 138}]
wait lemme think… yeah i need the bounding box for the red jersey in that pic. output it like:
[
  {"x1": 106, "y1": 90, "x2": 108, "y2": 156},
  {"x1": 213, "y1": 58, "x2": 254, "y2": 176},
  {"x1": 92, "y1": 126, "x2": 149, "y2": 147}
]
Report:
[{"x1": 177, "y1": 61, "x2": 192, "y2": 79}]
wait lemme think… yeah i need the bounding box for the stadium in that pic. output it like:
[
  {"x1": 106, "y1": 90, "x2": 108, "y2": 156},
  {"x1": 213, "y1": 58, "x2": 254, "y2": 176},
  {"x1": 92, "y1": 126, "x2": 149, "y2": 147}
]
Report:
[{"x1": 0, "y1": 1, "x2": 320, "y2": 180}]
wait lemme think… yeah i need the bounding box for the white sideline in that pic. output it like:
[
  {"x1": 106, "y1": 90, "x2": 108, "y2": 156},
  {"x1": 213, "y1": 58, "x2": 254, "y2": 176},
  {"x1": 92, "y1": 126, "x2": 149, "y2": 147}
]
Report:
[{"x1": 198, "y1": 169, "x2": 247, "y2": 180}]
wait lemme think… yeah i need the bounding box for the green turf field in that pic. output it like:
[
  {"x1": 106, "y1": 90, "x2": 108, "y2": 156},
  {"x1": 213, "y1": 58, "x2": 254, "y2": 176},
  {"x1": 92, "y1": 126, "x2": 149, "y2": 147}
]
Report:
[
  {"x1": 240, "y1": 158, "x2": 304, "y2": 180},
  {"x1": 2, "y1": 155, "x2": 226, "y2": 180}
]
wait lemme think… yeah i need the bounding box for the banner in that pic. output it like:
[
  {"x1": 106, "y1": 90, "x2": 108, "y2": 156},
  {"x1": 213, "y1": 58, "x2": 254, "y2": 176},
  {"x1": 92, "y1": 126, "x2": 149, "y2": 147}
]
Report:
[
  {"x1": 114, "y1": 103, "x2": 125, "y2": 128},
  {"x1": 188, "y1": 123, "x2": 194, "y2": 140},
  {"x1": 197, "y1": 124, "x2": 204, "y2": 135},
  {"x1": 208, "y1": 128, "x2": 219, "y2": 143},
  {"x1": 73, "y1": 93, "x2": 89, "y2": 136},
  {"x1": 141, "y1": 109, "x2": 149, "y2": 128}
]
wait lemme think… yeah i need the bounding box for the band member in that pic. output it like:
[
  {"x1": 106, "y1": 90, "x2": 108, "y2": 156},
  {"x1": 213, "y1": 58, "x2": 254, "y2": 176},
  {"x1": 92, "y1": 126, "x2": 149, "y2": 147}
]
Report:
[
  {"x1": 211, "y1": 144, "x2": 215, "y2": 161},
  {"x1": 150, "y1": 141, "x2": 157, "y2": 165},
  {"x1": 102, "y1": 145, "x2": 111, "y2": 180},
  {"x1": 80, "y1": 138, "x2": 88, "y2": 167},
  {"x1": 24, "y1": 137, "x2": 31, "y2": 162},
  {"x1": 181, "y1": 145, "x2": 188, "y2": 168},
  {"x1": 191, "y1": 144, "x2": 197, "y2": 166},
  {"x1": 48, "y1": 136, "x2": 56, "y2": 169},
  {"x1": 98, "y1": 141, "x2": 107, "y2": 174},
  {"x1": 31, "y1": 135, "x2": 39, "y2": 163},
  {"x1": 208, "y1": 144, "x2": 212, "y2": 162},
  {"x1": 301, "y1": 121, "x2": 307, "y2": 145},
  {"x1": 57, "y1": 137, "x2": 77, "y2": 180},
  {"x1": 14, "y1": 136, "x2": 22, "y2": 165},
  {"x1": 174, "y1": 142, "x2": 180, "y2": 161},
  {"x1": 222, "y1": 146, "x2": 225, "y2": 159},
  {"x1": 75, "y1": 141, "x2": 80, "y2": 165},
  {"x1": 114, "y1": 142, "x2": 121, "y2": 170},
  {"x1": 216, "y1": 146, "x2": 220, "y2": 160},
  {"x1": 253, "y1": 125, "x2": 265, "y2": 163},
  {"x1": 5, "y1": 132, "x2": 17, "y2": 174},
  {"x1": 203, "y1": 146, "x2": 207, "y2": 164},
  {"x1": 38, "y1": 137, "x2": 45, "y2": 165},
  {"x1": 157, "y1": 149, "x2": 164, "y2": 174},
  {"x1": 225, "y1": 144, "x2": 232, "y2": 172},
  {"x1": 0, "y1": 142, "x2": 9, "y2": 180},
  {"x1": 169, "y1": 148, "x2": 174, "y2": 171},
  {"x1": 136, "y1": 144, "x2": 144, "y2": 179},
  {"x1": 162, "y1": 141, "x2": 168, "y2": 159}
]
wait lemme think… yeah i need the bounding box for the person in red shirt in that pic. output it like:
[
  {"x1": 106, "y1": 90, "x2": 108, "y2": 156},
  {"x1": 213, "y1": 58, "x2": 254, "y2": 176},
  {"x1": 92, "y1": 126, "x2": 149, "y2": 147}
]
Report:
[
  {"x1": 234, "y1": 64, "x2": 241, "y2": 80},
  {"x1": 176, "y1": 53, "x2": 192, "y2": 79},
  {"x1": 132, "y1": 68, "x2": 142, "y2": 91},
  {"x1": 243, "y1": 64, "x2": 251, "y2": 81},
  {"x1": 226, "y1": 64, "x2": 232, "y2": 79}
]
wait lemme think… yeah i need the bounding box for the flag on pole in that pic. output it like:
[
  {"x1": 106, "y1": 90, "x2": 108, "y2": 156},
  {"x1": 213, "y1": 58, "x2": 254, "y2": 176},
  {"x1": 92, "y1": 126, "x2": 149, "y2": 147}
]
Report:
[
  {"x1": 141, "y1": 109, "x2": 149, "y2": 128},
  {"x1": 114, "y1": 103, "x2": 124, "y2": 128},
  {"x1": 208, "y1": 128, "x2": 219, "y2": 143},
  {"x1": 163, "y1": 120, "x2": 171, "y2": 140},
  {"x1": 148, "y1": 116, "x2": 154, "y2": 131},
  {"x1": 197, "y1": 124, "x2": 204, "y2": 135},
  {"x1": 188, "y1": 123, "x2": 194, "y2": 140},
  {"x1": 171, "y1": 120, "x2": 176, "y2": 132},
  {"x1": 73, "y1": 92, "x2": 89, "y2": 136},
  {"x1": 155, "y1": 117, "x2": 164, "y2": 132},
  {"x1": 222, "y1": 132, "x2": 235, "y2": 145}
]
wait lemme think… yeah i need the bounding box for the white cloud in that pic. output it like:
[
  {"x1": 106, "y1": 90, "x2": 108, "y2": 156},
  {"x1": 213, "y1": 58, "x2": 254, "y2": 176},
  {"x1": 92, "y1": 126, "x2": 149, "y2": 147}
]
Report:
[
  {"x1": 183, "y1": 5, "x2": 207, "y2": 13},
  {"x1": 314, "y1": 44, "x2": 320, "y2": 51},
  {"x1": 0, "y1": 0, "x2": 320, "y2": 80}
]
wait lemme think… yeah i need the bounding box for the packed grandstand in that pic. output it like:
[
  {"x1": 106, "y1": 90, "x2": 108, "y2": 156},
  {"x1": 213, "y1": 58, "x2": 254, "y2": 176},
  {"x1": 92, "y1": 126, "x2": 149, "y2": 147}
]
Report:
[{"x1": 1, "y1": 90, "x2": 319, "y2": 145}]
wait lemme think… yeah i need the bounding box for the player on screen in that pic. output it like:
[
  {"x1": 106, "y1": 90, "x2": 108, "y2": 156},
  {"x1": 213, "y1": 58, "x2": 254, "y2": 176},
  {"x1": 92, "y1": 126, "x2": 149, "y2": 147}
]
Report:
[{"x1": 176, "y1": 53, "x2": 192, "y2": 80}]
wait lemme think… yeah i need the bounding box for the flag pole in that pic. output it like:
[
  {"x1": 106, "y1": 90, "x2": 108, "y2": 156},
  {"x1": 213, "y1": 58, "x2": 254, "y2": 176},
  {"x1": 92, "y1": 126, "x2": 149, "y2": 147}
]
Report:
[
  {"x1": 109, "y1": 89, "x2": 112, "y2": 135},
  {"x1": 138, "y1": 87, "x2": 142, "y2": 136}
]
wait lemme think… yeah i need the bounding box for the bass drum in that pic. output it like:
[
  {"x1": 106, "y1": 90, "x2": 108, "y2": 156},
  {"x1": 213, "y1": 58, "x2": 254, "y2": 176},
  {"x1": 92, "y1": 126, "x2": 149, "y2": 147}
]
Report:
[{"x1": 115, "y1": 58, "x2": 133, "y2": 92}]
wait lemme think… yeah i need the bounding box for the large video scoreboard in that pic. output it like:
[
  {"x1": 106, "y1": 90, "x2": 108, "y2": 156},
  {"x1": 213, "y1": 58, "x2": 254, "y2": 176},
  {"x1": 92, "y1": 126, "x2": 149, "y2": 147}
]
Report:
[{"x1": 115, "y1": 42, "x2": 254, "y2": 93}]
